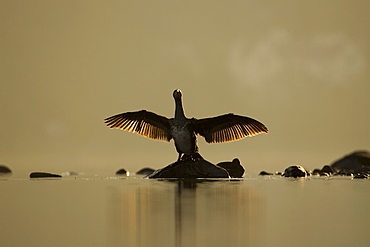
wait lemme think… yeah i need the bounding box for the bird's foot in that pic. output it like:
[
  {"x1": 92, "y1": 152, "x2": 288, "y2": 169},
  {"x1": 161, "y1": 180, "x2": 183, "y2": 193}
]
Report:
[
  {"x1": 179, "y1": 153, "x2": 204, "y2": 162},
  {"x1": 191, "y1": 153, "x2": 204, "y2": 161},
  {"x1": 180, "y1": 154, "x2": 193, "y2": 161}
]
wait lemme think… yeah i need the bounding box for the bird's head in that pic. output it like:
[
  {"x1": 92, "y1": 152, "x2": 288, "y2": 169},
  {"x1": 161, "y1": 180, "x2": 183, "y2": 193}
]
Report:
[{"x1": 173, "y1": 89, "x2": 182, "y2": 99}]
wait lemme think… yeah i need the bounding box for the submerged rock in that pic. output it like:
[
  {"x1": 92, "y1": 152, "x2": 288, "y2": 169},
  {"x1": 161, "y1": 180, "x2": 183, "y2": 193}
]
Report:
[
  {"x1": 0, "y1": 165, "x2": 12, "y2": 174},
  {"x1": 282, "y1": 165, "x2": 308, "y2": 178},
  {"x1": 116, "y1": 169, "x2": 129, "y2": 176},
  {"x1": 331, "y1": 151, "x2": 370, "y2": 174},
  {"x1": 30, "y1": 172, "x2": 62, "y2": 178},
  {"x1": 216, "y1": 158, "x2": 244, "y2": 178},
  {"x1": 136, "y1": 167, "x2": 155, "y2": 175},
  {"x1": 259, "y1": 171, "x2": 273, "y2": 176},
  {"x1": 146, "y1": 159, "x2": 230, "y2": 179}
]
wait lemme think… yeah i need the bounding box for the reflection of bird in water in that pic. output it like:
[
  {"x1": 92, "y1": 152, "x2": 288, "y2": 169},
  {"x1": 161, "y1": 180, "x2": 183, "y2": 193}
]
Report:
[{"x1": 104, "y1": 89, "x2": 268, "y2": 162}]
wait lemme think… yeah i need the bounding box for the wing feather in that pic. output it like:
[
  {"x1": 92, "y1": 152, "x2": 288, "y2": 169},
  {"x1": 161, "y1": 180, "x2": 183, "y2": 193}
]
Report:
[
  {"x1": 193, "y1": 113, "x2": 268, "y2": 143},
  {"x1": 104, "y1": 110, "x2": 172, "y2": 141}
]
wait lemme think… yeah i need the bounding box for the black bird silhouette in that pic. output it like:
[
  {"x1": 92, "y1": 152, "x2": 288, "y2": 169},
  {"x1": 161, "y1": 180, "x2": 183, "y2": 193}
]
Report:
[{"x1": 104, "y1": 89, "x2": 268, "y2": 161}]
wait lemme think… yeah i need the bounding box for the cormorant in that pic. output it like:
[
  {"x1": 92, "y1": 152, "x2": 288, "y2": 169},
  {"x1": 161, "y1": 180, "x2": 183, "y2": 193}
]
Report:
[{"x1": 104, "y1": 89, "x2": 268, "y2": 161}]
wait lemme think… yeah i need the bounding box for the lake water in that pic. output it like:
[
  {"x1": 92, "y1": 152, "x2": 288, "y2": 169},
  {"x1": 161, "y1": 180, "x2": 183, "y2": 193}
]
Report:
[{"x1": 1, "y1": 174, "x2": 369, "y2": 247}]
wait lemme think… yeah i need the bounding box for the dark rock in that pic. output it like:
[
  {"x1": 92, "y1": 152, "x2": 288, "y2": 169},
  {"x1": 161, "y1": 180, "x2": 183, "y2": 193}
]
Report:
[
  {"x1": 353, "y1": 173, "x2": 369, "y2": 179},
  {"x1": 312, "y1": 165, "x2": 334, "y2": 176},
  {"x1": 116, "y1": 169, "x2": 129, "y2": 175},
  {"x1": 312, "y1": 169, "x2": 321, "y2": 175},
  {"x1": 331, "y1": 151, "x2": 370, "y2": 173},
  {"x1": 259, "y1": 171, "x2": 273, "y2": 176},
  {"x1": 282, "y1": 165, "x2": 308, "y2": 178},
  {"x1": 321, "y1": 165, "x2": 334, "y2": 174},
  {"x1": 30, "y1": 172, "x2": 62, "y2": 178},
  {"x1": 146, "y1": 159, "x2": 230, "y2": 179},
  {"x1": 0, "y1": 165, "x2": 12, "y2": 174},
  {"x1": 136, "y1": 167, "x2": 155, "y2": 175},
  {"x1": 333, "y1": 171, "x2": 353, "y2": 176},
  {"x1": 275, "y1": 171, "x2": 282, "y2": 175},
  {"x1": 216, "y1": 158, "x2": 245, "y2": 178}
]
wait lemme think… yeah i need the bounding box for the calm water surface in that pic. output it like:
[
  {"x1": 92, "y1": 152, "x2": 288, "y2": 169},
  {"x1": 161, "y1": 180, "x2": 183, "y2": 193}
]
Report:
[{"x1": 0, "y1": 175, "x2": 369, "y2": 247}]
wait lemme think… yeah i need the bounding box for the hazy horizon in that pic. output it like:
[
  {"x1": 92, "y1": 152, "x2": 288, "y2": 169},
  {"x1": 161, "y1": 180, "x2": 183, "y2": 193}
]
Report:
[{"x1": 1, "y1": 1, "x2": 369, "y2": 175}]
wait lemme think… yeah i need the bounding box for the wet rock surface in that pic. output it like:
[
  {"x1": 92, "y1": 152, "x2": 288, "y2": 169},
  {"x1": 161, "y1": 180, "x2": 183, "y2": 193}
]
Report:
[
  {"x1": 30, "y1": 172, "x2": 62, "y2": 178},
  {"x1": 116, "y1": 168, "x2": 129, "y2": 175},
  {"x1": 321, "y1": 165, "x2": 335, "y2": 175},
  {"x1": 282, "y1": 165, "x2": 309, "y2": 178},
  {"x1": 146, "y1": 159, "x2": 230, "y2": 179}
]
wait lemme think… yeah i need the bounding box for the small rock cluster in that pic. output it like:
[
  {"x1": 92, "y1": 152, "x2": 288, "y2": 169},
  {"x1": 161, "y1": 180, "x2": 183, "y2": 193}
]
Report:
[
  {"x1": 259, "y1": 150, "x2": 370, "y2": 179},
  {"x1": 1, "y1": 150, "x2": 369, "y2": 179}
]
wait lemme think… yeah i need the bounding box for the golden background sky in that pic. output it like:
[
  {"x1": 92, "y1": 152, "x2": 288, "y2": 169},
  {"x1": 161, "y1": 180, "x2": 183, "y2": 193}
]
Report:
[{"x1": 1, "y1": 1, "x2": 369, "y2": 175}]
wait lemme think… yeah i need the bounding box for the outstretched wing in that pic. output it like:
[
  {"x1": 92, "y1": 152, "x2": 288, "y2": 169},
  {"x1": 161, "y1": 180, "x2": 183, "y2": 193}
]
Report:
[
  {"x1": 193, "y1": 113, "x2": 268, "y2": 143},
  {"x1": 104, "y1": 110, "x2": 172, "y2": 141}
]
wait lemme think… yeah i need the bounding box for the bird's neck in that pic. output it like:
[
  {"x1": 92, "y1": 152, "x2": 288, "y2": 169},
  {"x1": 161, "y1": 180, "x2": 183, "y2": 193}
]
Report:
[{"x1": 174, "y1": 97, "x2": 187, "y2": 120}]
